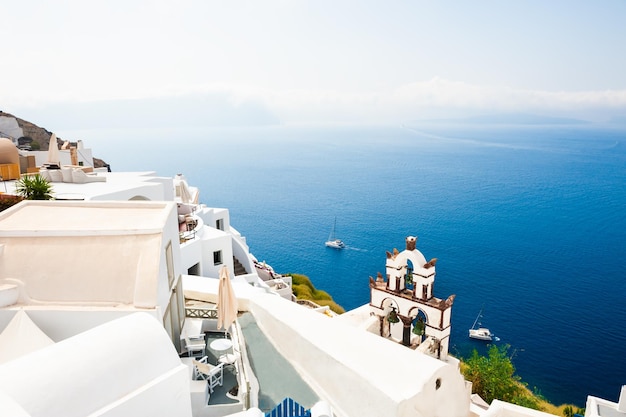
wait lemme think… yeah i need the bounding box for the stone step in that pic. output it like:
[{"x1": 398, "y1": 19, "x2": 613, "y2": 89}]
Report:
[{"x1": 232, "y1": 256, "x2": 247, "y2": 276}]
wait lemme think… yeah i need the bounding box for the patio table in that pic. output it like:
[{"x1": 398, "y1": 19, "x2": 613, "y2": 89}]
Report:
[{"x1": 210, "y1": 338, "x2": 233, "y2": 352}]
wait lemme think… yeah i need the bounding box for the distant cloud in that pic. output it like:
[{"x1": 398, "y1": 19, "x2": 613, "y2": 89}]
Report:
[
  {"x1": 393, "y1": 78, "x2": 626, "y2": 109},
  {"x1": 9, "y1": 78, "x2": 626, "y2": 128},
  {"x1": 265, "y1": 78, "x2": 626, "y2": 123},
  {"x1": 12, "y1": 93, "x2": 281, "y2": 130}
]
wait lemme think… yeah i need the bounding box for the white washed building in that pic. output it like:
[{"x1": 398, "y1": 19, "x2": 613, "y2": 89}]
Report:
[{"x1": 0, "y1": 200, "x2": 191, "y2": 417}]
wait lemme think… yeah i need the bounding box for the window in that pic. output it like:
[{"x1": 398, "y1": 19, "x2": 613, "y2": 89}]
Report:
[
  {"x1": 216, "y1": 218, "x2": 224, "y2": 231},
  {"x1": 213, "y1": 250, "x2": 222, "y2": 265}
]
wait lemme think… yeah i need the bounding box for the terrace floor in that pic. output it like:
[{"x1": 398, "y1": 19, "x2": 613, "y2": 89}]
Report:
[
  {"x1": 237, "y1": 312, "x2": 319, "y2": 413},
  {"x1": 183, "y1": 312, "x2": 319, "y2": 415},
  {"x1": 182, "y1": 333, "x2": 240, "y2": 408},
  {"x1": 202, "y1": 332, "x2": 240, "y2": 406}
]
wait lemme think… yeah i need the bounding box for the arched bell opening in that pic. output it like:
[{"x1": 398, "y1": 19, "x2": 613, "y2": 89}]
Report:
[
  {"x1": 380, "y1": 298, "x2": 401, "y2": 340},
  {"x1": 404, "y1": 259, "x2": 415, "y2": 293},
  {"x1": 408, "y1": 308, "x2": 428, "y2": 346}
]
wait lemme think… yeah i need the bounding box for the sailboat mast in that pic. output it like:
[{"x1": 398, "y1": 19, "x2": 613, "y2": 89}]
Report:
[
  {"x1": 471, "y1": 307, "x2": 483, "y2": 329},
  {"x1": 329, "y1": 217, "x2": 337, "y2": 240}
]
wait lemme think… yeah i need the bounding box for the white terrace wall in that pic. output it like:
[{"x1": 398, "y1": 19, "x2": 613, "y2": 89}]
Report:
[
  {"x1": 88, "y1": 180, "x2": 168, "y2": 201},
  {"x1": 0, "y1": 308, "x2": 157, "y2": 342},
  {"x1": 180, "y1": 225, "x2": 205, "y2": 274},
  {"x1": 248, "y1": 294, "x2": 469, "y2": 417},
  {"x1": 156, "y1": 203, "x2": 186, "y2": 318},
  {"x1": 31, "y1": 148, "x2": 94, "y2": 168},
  {"x1": 0, "y1": 201, "x2": 181, "y2": 318},
  {"x1": 200, "y1": 228, "x2": 234, "y2": 278}
]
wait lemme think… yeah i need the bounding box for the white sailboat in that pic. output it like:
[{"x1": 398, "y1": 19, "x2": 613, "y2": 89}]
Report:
[
  {"x1": 469, "y1": 308, "x2": 497, "y2": 341},
  {"x1": 325, "y1": 217, "x2": 345, "y2": 249}
]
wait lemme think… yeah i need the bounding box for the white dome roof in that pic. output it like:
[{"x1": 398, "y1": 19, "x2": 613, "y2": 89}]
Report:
[
  {"x1": 0, "y1": 138, "x2": 19, "y2": 165},
  {"x1": 0, "y1": 313, "x2": 185, "y2": 417}
]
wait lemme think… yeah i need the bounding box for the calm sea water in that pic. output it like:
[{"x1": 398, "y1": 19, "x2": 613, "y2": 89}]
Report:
[{"x1": 64, "y1": 123, "x2": 626, "y2": 406}]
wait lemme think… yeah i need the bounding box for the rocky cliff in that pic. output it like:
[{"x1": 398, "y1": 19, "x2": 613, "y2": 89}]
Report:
[{"x1": 0, "y1": 111, "x2": 108, "y2": 168}]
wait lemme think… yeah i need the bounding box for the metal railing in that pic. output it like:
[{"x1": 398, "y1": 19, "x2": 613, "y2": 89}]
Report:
[{"x1": 185, "y1": 306, "x2": 218, "y2": 319}]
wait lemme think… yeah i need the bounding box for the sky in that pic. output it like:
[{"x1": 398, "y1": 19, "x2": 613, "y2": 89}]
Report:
[{"x1": 3, "y1": 0, "x2": 626, "y2": 128}]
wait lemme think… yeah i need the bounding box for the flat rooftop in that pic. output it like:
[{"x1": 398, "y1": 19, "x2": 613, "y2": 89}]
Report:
[
  {"x1": 2, "y1": 170, "x2": 172, "y2": 203},
  {"x1": 0, "y1": 200, "x2": 173, "y2": 236}
]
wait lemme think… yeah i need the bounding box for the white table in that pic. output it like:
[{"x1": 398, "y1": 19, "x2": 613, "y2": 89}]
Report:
[{"x1": 209, "y1": 338, "x2": 233, "y2": 352}]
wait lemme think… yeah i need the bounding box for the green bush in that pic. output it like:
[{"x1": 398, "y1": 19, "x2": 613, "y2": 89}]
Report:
[
  {"x1": 293, "y1": 282, "x2": 313, "y2": 299},
  {"x1": 15, "y1": 174, "x2": 53, "y2": 200},
  {"x1": 462, "y1": 344, "x2": 523, "y2": 404},
  {"x1": 512, "y1": 392, "x2": 540, "y2": 409},
  {"x1": 288, "y1": 273, "x2": 345, "y2": 314},
  {"x1": 313, "y1": 289, "x2": 332, "y2": 301},
  {"x1": 563, "y1": 405, "x2": 586, "y2": 417},
  {"x1": 462, "y1": 347, "x2": 585, "y2": 413}
]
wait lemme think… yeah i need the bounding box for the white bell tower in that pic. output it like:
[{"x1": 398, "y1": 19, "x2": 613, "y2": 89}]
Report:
[{"x1": 370, "y1": 236, "x2": 455, "y2": 360}]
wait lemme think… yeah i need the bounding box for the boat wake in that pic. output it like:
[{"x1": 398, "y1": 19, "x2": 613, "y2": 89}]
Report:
[{"x1": 345, "y1": 246, "x2": 368, "y2": 252}]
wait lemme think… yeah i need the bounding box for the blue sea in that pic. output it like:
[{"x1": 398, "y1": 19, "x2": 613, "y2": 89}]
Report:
[{"x1": 65, "y1": 123, "x2": 626, "y2": 407}]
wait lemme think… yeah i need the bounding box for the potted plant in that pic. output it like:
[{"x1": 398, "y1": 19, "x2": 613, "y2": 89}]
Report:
[{"x1": 15, "y1": 174, "x2": 54, "y2": 200}]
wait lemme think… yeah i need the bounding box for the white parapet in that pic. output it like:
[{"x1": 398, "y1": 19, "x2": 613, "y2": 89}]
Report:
[
  {"x1": 618, "y1": 385, "x2": 626, "y2": 412},
  {"x1": 249, "y1": 293, "x2": 469, "y2": 417}
]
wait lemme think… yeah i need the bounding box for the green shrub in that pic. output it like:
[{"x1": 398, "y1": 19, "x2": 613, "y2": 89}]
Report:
[
  {"x1": 512, "y1": 392, "x2": 540, "y2": 409},
  {"x1": 15, "y1": 174, "x2": 53, "y2": 200},
  {"x1": 288, "y1": 273, "x2": 345, "y2": 314},
  {"x1": 293, "y1": 283, "x2": 313, "y2": 299},
  {"x1": 462, "y1": 350, "x2": 584, "y2": 413},
  {"x1": 313, "y1": 289, "x2": 332, "y2": 301},
  {"x1": 462, "y1": 344, "x2": 523, "y2": 404}
]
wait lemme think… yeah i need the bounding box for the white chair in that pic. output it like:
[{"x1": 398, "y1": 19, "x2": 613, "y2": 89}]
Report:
[
  {"x1": 192, "y1": 356, "x2": 224, "y2": 393},
  {"x1": 61, "y1": 167, "x2": 73, "y2": 182},
  {"x1": 48, "y1": 169, "x2": 63, "y2": 182},
  {"x1": 184, "y1": 334, "x2": 206, "y2": 358},
  {"x1": 71, "y1": 168, "x2": 106, "y2": 183},
  {"x1": 39, "y1": 170, "x2": 51, "y2": 181}
]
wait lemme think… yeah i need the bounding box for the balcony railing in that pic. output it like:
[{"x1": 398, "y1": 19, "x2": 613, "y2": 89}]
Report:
[{"x1": 185, "y1": 306, "x2": 218, "y2": 319}]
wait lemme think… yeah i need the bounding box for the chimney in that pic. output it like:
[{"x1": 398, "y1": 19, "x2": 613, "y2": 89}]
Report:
[{"x1": 70, "y1": 147, "x2": 78, "y2": 166}]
